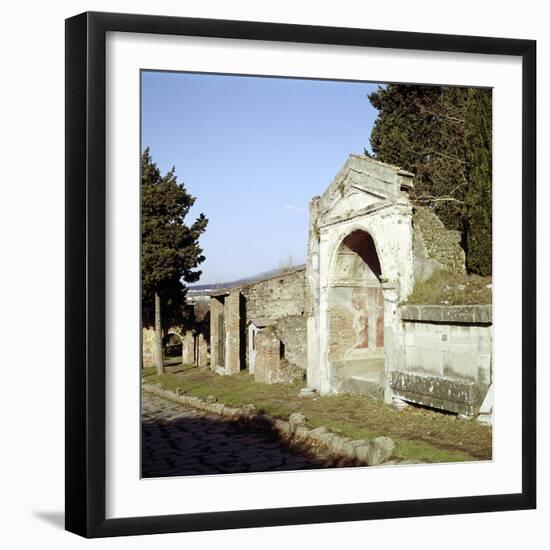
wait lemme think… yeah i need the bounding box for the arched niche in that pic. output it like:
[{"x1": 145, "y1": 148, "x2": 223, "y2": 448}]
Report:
[
  {"x1": 164, "y1": 331, "x2": 184, "y2": 367},
  {"x1": 327, "y1": 229, "x2": 385, "y2": 395}
]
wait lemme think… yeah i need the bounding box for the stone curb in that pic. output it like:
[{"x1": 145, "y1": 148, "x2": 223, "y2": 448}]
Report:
[{"x1": 142, "y1": 382, "x2": 397, "y2": 467}]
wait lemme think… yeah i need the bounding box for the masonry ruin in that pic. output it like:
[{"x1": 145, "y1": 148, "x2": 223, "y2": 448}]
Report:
[{"x1": 142, "y1": 155, "x2": 493, "y2": 421}]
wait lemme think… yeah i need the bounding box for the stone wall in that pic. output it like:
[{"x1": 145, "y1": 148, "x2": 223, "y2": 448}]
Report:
[
  {"x1": 273, "y1": 314, "x2": 307, "y2": 371},
  {"x1": 225, "y1": 291, "x2": 241, "y2": 375},
  {"x1": 203, "y1": 268, "x2": 308, "y2": 376},
  {"x1": 412, "y1": 206, "x2": 466, "y2": 282},
  {"x1": 391, "y1": 304, "x2": 492, "y2": 415},
  {"x1": 208, "y1": 291, "x2": 242, "y2": 375},
  {"x1": 209, "y1": 296, "x2": 223, "y2": 370},
  {"x1": 197, "y1": 333, "x2": 208, "y2": 368},
  {"x1": 142, "y1": 326, "x2": 156, "y2": 368},
  {"x1": 142, "y1": 325, "x2": 205, "y2": 369},
  {"x1": 240, "y1": 268, "x2": 307, "y2": 371},
  {"x1": 241, "y1": 268, "x2": 306, "y2": 322},
  {"x1": 254, "y1": 327, "x2": 302, "y2": 384}
]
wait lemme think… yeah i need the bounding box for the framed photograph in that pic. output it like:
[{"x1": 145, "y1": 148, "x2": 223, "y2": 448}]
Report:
[{"x1": 65, "y1": 11, "x2": 536, "y2": 538}]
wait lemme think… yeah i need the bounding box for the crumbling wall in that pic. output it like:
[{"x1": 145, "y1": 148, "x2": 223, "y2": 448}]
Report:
[
  {"x1": 254, "y1": 327, "x2": 302, "y2": 385},
  {"x1": 412, "y1": 206, "x2": 466, "y2": 282},
  {"x1": 273, "y1": 314, "x2": 307, "y2": 370},
  {"x1": 240, "y1": 268, "x2": 307, "y2": 371},
  {"x1": 142, "y1": 327, "x2": 156, "y2": 368},
  {"x1": 197, "y1": 333, "x2": 208, "y2": 368}
]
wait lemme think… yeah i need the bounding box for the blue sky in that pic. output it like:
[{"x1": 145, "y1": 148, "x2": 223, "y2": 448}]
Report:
[{"x1": 141, "y1": 71, "x2": 381, "y2": 284}]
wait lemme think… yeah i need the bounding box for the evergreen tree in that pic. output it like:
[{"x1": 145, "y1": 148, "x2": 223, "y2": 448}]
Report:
[
  {"x1": 464, "y1": 88, "x2": 492, "y2": 276},
  {"x1": 141, "y1": 148, "x2": 208, "y2": 374},
  {"x1": 368, "y1": 84, "x2": 492, "y2": 274},
  {"x1": 369, "y1": 84, "x2": 468, "y2": 232}
]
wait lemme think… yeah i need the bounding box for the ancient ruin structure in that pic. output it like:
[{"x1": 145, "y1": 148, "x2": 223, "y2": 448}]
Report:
[
  {"x1": 142, "y1": 155, "x2": 493, "y2": 420},
  {"x1": 305, "y1": 155, "x2": 415, "y2": 402}
]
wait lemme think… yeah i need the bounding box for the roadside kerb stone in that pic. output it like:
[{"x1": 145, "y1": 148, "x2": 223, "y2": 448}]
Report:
[
  {"x1": 240, "y1": 404, "x2": 257, "y2": 419},
  {"x1": 330, "y1": 436, "x2": 351, "y2": 454},
  {"x1": 308, "y1": 426, "x2": 328, "y2": 440},
  {"x1": 366, "y1": 436, "x2": 396, "y2": 466},
  {"x1": 318, "y1": 432, "x2": 336, "y2": 447},
  {"x1": 272, "y1": 419, "x2": 292, "y2": 435},
  {"x1": 355, "y1": 443, "x2": 371, "y2": 463},
  {"x1": 294, "y1": 426, "x2": 310, "y2": 439},
  {"x1": 289, "y1": 412, "x2": 307, "y2": 432},
  {"x1": 222, "y1": 406, "x2": 241, "y2": 417},
  {"x1": 342, "y1": 439, "x2": 367, "y2": 456}
]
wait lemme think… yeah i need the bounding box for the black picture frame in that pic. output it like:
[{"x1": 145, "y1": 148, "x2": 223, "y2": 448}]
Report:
[{"x1": 65, "y1": 11, "x2": 536, "y2": 538}]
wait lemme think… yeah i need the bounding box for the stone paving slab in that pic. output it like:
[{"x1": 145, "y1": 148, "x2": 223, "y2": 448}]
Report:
[{"x1": 142, "y1": 392, "x2": 344, "y2": 477}]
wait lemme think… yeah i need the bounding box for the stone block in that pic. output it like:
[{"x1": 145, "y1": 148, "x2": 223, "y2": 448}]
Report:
[
  {"x1": 308, "y1": 426, "x2": 328, "y2": 439},
  {"x1": 222, "y1": 406, "x2": 240, "y2": 417},
  {"x1": 319, "y1": 433, "x2": 336, "y2": 446},
  {"x1": 331, "y1": 436, "x2": 352, "y2": 455},
  {"x1": 295, "y1": 426, "x2": 310, "y2": 439},
  {"x1": 401, "y1": 304, "x2": 492, "y2": 324},
  {"x1": 289, "y1": 412, "x2": 307, "y2": 432},
  {"x1": 342, "y1": 439, "x2": 365, "y2": 456},
  {"x1": 366, "y1": 436, "x2": 395, "y2": 466},
  {"x1": 210, "y1": 403, "x2": 224, "y2": 415},
  {"x1": 391, "y1": 370, "x2": 480, "y2": 416},
  {"x1": 273, "y1": 419, "x2": 291, "y2": 434},
  {"x1": 241, "y1": 404, "x2": 257, "y2": 416},
  {"x1": 355, "y1": 443, "x2": 372, "y2": 463}
]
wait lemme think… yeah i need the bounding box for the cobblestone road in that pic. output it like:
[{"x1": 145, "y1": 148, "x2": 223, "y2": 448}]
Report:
[{"x1": 142, "y1": 392, "x2": 338, "y2": 477}]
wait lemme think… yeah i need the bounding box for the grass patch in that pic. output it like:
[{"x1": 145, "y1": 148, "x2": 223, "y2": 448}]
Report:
[
  {"x1": 405, "y1": 270, "x2": 492, "y2": 305},
  {"x1": 142, "y1": 366, "x2": 492, "y2": 464}
]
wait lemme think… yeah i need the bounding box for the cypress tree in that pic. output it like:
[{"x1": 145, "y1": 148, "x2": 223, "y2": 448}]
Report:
[
  {"x1": 368, "y1": 84, "x2": 492, "y2": 275},
  {"x1": 464, "y1": 88, "x2": 492, "y2": 275},
  {"x1": 369, "y1": 84, "x2": 468, "y2": 232},
  {"x1": 141, "y1": 148, "x2": 208, "y2": 374}
]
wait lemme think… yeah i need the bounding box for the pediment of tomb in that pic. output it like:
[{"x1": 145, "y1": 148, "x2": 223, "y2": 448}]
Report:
[
  {"x1": 322, "y1": 185, "x2": 388, "y2": 221},
  {"x1": 317, "y1": 155, "x2": 414, "y2": 227}
]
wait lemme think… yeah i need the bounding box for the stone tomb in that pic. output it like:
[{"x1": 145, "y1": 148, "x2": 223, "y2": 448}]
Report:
[
  {"x1": 306, "y1": 155, "x2": 415, "y2": 401},
  {"x1": 193, "y1": 155, "x2": 492, "y2": 418}
]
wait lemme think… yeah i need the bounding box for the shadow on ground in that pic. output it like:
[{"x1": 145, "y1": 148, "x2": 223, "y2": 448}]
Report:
[
  {"x1": 141, "y1": 405, "x2": 359, "y2": 478},
  {"x1": 32, "y1": 511, "x2": 65, "y2": 530}
]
